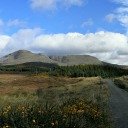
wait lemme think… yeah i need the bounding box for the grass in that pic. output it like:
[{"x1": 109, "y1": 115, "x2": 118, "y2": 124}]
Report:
[
  {"x1": 0, "y1": 74, "x2": 111, "y2": 128},
  {"x1": 114, "y1": 76, "x2": 128, "y2": 90}
]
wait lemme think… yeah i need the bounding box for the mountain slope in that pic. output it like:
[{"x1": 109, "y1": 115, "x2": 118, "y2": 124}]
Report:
[
  {"x1": 49, "y1": 55, "x2": 102, "y2": 66},
  {"x1": 0, "y1": 50, "x2": 55, "y2": 65},
  {"x1": 0, "y1": 50, "x2": 103, "y2": 66}
]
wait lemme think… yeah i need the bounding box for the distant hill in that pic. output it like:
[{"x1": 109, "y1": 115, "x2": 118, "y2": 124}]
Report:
[
  {"x1": 49, "y1": 55, "x2": 102, "y2": 66},
  {"x1": 0, "y1": 50, "x2": 103, "y2": 66},
  {"x1": 0, "y1": 50, "x2": 127, "y2": 77},
  {"x1": 0, "y1": 50, "x2": 55, "y2": 65}
]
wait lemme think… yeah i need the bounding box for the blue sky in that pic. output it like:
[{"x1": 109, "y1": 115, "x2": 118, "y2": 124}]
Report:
[
  {"x1": 0, "y1": 0, "x2": 125, "y2": 34},
  {"x1": 0, "y1": 0, "x2": 128, "y2": 65}
]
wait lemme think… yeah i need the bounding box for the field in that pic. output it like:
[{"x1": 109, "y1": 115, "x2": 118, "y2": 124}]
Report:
[{"x1": 0, "y1": 74, "x2": 111, "y2": 128}]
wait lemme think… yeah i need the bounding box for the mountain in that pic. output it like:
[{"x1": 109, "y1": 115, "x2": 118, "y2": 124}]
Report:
[
  {"x1": 0, "y1": 50, "x2": 55, "y2": 65},
  {"x1": 0, "y1": 50, "x2": 102, "y2": 66},
  {"x1": 49, "y1": 55, "x2": 102, "y2": 66}
]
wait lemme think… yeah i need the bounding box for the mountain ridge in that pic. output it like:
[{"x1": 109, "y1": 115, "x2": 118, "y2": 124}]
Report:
[
  {"x1": 0, "y1": 50, "x2": 103, "y2": 66},
  {"x1": 49, "y1": 55, "x2": 102, "y2": 66},
  {"x1": 0, "y1": 50, "x2": 55, "y2": 65}
]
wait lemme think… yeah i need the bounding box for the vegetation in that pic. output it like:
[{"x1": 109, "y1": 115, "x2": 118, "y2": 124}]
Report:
[
  {"x1": 0, "y1": 62, "x2": 128, "y2": 78},
  {"x1": 0, "y1": 62, "x2": 57, "y2": 74},
  {"x1": 114, "y1": 76, "x2": 128, "y2": 90},
  {"x1": 50, "y1": 65, "x2": 128, "y2": 78},
  {"x1": 0, "y1": 75, "x2": 111, "y2": 128}
]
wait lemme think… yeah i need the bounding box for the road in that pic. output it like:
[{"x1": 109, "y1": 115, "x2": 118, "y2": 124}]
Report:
[{"x1": 107, "y1": 79, "x2": 128, "y2": 128}]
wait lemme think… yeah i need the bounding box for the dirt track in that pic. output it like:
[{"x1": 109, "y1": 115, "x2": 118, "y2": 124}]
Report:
[{"x1": 108, "y1": 79, "x2": 128, "y2": 128}]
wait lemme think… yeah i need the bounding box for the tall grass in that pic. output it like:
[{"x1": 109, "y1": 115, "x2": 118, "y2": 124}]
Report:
[
  {"x1": 0, "y1": 77, "x2": 111, "y2": 128},
  {"x1": 114, "y1": 76, "x2": 128, "y2": 90},
  {"x1": 0, "y1": 98, "x2": 110, "y2": 128}
]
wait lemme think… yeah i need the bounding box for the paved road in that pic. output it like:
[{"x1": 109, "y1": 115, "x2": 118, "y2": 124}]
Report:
[{"x1": 107, "y1": 79, "x2": 128, "y2": 128}]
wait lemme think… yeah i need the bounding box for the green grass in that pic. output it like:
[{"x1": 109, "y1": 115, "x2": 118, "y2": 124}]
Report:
[{"x1": 0, "y1": 99, "x2": 110, "y2": 128}]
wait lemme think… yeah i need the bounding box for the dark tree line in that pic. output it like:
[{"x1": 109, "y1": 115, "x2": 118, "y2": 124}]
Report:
[
  {"x1": 50, "y1": 65, "x2": 128, "y2": 78},
  {"x1": 0, "y1": 62, "x2": 56, "y2": 74},
  {"x1": 0, "y1": 63, "x2": 128, "y2": 78}
]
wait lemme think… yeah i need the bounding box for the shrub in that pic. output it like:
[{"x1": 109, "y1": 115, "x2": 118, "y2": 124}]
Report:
[{"x1": 114, "y1": 79, "x2": 126, "y2": 89}]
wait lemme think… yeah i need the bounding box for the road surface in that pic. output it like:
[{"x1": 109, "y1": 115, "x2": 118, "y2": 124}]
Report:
[{"x1": 107, "y1": 79, "x2": 128, "y2": 128}]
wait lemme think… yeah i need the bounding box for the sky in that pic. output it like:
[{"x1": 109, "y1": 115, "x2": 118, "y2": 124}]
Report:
[{"x1": 0, "y1": 0, "x2": 128, "y2": 65}]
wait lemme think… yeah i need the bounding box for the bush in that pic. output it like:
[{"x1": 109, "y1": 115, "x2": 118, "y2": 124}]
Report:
[{"x1": 114, "y1": 79, "x2": 126, "y2": 89}]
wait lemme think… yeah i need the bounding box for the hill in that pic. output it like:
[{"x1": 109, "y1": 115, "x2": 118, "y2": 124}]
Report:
[
  {"x1": 0, "y1": 50, "x2": 127, "y2": 78},
  {"x1": 49, "y1": 55, "x2": 102, "y2": 66},
  {"x1": 0, "y1": 50, "x2": 55, "y2": 65},
  {"x1": 0, "y1": 50, "x2": 103, "y2": 66}
]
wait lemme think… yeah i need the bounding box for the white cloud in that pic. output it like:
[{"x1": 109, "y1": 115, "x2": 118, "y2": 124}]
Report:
[
  {"x1": 112, "y1": 0, "x2": 128, "y2": 6},
  {"x1": 30, "y1": 0, "x2": 56, "y2": 11},
  {"x1": 0, "y1": 19, "x2": 27, "y2": 34},
  {"x1": 116, "y1": 7, "x2": 128, "y2": 13},
  {"x1": 7, "y1": 19, "x2": 26, "y2": 27},
  {"x1": 106, "y1": 12, "x2": 128, "y2": 28},
  {"x1": 2, "y1": 28, "x2": 42, "y2": 53},
  {"x1": 30, "y1": 0, "x2": 84, "y2": 11},
  {"x1": 81, "y1": 19, "x2": 93, "y2": 28},
  {"x1": 118, "y1": 15, "x2": 128, "y2": 27},
  {"x1": 107, "y1": 0, "x2": 128, "y2": 31},
  {"x1": 0, "y1": 35, "x2": 11, "y2": 51},
  {"x1": 64, "y1": 0, "x2": 84, "y2": 7},
  {"x1": 105, "y1": 14, "x2": 116, "y2": 23},
  {"x1": 0, "y1": 29, "x2": 128, "y2": 65}
]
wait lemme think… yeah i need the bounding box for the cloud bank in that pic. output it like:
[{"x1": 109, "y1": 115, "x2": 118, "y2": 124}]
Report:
[{"x1": 0, "y1": 28, "x2": 128, "y2": 65}]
